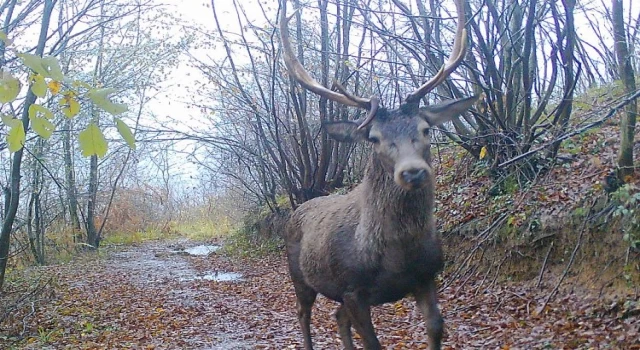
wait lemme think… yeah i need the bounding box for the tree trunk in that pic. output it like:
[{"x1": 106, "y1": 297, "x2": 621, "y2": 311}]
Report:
[
  {"x1": 84, "y1": 0, "x2": 105, "y2": 250},
  {"x1": 27, "y1": 139, "x2": 45, "y2": 265},
  {"x1": 86, "y1": 153, "x2": 100, "y2": 249},
  {"x1": 63, "y1": 118, "x2": 82, "y2": 238},
  {"x1": 0, "y1": 0, "x2": 54, "y2": 290},
  {"x1": 612, "y1": 0, "x2": 637, "y2": 179},
  {"x1": 548, "y1": 0, "x2": 577, "y2": 160}
]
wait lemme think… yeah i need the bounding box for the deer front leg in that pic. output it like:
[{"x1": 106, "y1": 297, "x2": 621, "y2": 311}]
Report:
[
  {"x1": 414, "y1": 280, "x2": 443, "y2": 350},
  {"x1": 335, "y1": 304, "x2": 355, "y2": 350},
  {"x1": 343, "y1": 291, "x2": 381, "y2": 350}
]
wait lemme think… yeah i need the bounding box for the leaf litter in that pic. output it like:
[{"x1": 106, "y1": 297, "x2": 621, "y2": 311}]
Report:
[{"x1": 1, "y1": 240, "x2": 638, "y2": 349}]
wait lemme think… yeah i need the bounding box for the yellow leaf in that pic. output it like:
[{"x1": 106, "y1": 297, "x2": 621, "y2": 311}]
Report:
[
  {"x1": 48, "y1": 80, "x2": 62, "y2": 95},
  {"x1": 78, "y1": 123, "x2": 108, "y2": 157},
  {"x1": 479, "y1": 146, "x2": 488, "y2": 160},
  {"x1": 30, "y1": 74, "x2": 47, "y2": 97},
  {"x1": 59, "y1": 93, "x2": 80, "y2": 118},
  {"x1": 0, "y1": 70, "x2": 21, "y2": 103}
]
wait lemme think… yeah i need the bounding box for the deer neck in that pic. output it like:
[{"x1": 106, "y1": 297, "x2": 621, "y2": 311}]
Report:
[{"x1": 357, "y1": 155, "x2": 434, "y2": 241}]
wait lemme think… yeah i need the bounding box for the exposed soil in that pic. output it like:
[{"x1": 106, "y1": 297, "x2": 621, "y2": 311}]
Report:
[{"x1": 1, "y1": 239, "x2": 639, "y2": 349}]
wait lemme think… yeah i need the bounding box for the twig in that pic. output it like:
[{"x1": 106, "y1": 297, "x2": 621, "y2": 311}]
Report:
[
  {"x1": 538, "y1": 198, "x2": 597, "y2": 312},
  {"x1": 473, "y1": 263, "x2": 493, "y2": 297},
  {"x1": 487, "y1": 254, "x2": 508, "y2": 291},
  {"x1": 0, "y1": 277, "x2": 53, "y2": 324},
  {"x1": 443, "y1": 212, "x2": 509, "y2": 289},
  {"x1": 536, "y1": 241, "x2": 554, "y2": 289}
]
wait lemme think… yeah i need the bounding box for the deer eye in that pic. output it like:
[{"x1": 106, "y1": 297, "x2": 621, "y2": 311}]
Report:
[
  {"x1": 367, "y1": 136, "x2": 380, "y2": 144},
  {"x1": 422, "y1": 128, "x2": 430, "y2": 137}
]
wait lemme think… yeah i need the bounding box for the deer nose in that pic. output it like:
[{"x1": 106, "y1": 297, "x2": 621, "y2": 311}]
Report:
[{"x1": 401, "y1": 168, "x2": 427, "y2": 186}]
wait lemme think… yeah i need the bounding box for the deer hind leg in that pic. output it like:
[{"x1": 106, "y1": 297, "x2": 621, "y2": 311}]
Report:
[
  {"x1": 343, "y1": 291, "x2": 381, "y2": 350},
  {"x1": 415, "y1": 280, "x2": 443, "y2": 350},
  {"x1": 335, "y1": 304, "x2": 355, "y2": 350},
  {"x1": 293, "y1": 282, "x2": 317, "y2": 350}
]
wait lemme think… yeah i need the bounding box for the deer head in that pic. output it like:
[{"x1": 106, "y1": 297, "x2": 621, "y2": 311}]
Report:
[{"x1": 280, "y1": 0, "x2": 476, "y2": 191}]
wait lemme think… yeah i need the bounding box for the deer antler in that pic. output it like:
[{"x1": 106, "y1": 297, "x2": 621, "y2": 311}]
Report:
[
  {"x1": 404, "y1": 0, "x2": 468, "y2": 104},
  {"x1": 279, "y1": 1, "x2": 378, "y2": 129}
]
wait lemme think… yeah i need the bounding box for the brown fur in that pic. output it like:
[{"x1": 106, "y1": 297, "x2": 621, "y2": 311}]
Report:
[{"x1": 285, "y1": 98, "x2": 476, "y2": 350}]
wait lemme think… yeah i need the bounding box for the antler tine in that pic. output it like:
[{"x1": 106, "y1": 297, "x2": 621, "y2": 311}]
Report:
[
  {"x1": 404, "y1": 0, "x2": 468, "y2": 104},
  {"x1": 332, "y1": 80, "x2": 379, "y2": 129},
  {"x1": 279, "y1": 1, "x2": 372, "y2": 111}
]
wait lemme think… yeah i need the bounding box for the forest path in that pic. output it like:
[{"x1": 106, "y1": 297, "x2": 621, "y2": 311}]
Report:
[{"x1": 7, "y1": 239, "x2": 639, "y2": 349}]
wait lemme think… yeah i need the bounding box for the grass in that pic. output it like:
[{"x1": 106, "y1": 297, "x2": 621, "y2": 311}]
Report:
[
  {"x1": 171, "y1": 216, "x2": 234, "y2": 240},
  {"x1": 101, "y1": 228, "x2": 177, "y2": 246},
  {"x1": 221, "y1": 226, "x2": 284, "y2": 258}
]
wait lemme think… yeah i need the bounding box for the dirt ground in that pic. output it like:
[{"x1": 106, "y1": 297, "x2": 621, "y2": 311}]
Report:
[{"x1": 1, "y1": 240, "x2": 639, "y2": 349}]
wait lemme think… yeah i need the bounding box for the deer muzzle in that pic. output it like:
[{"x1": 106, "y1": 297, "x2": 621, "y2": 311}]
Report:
[{"x1": 394, "y1": 159, "x2": 432, "y2": 190}]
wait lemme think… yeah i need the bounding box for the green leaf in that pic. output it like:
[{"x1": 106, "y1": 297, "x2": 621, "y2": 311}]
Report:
[
  {"x1": 28, "y1": 104, "x2": 55, "y2": 139},
  {"x1": 29, "y1": 104, "x2": 54, "y2": 119},
  {"x1": 17, "y1": 53, "x2": 49, "y2": 76},
  {"x1": 1, "y1": 115, "x2": 19, "y2": 126},
  {"x1": 30, "y1": 115, "x2": 55, "y2": 139},
  {"x1": 41, "y1": 56, "x2": 64, "y2": 81},
  {"x1": 31, "y1": 74, "x2": 47, "y2": 97},
  {"x1": 78, "y1": 123, "x2": 108, "y2": 157},
  {"x1": 0, "y1": 30, "x2": 13, "y2": 46},
  {"x1": 2, "y1": 115, "x2": 25, "y2": 152},
  {"x1": 0, "y1": 71, "x2": 21, "y2": 103},
  {"x1": 17, "y1": 54, "x2": 64, "y2": 80},
  {"x1": 88, "y1": 88, "x2": 128, "y2": 115},
  {"x1": 115, "y1": 118, "x2": 136, "y2": 150}
]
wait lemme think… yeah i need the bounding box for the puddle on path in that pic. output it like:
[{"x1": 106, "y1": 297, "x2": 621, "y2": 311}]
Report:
[
  {"x1": 201, "y1": 272, "x2": 243, "y2": 282},
  {"x1": 182, "y1": 272, "x2": 244, "y2": 282},
  {"x1": 184, "y1": 245, "x2": 221, "y2": 256},
  {"x1": 102, "y1": 241, "x2": 254, "y2": 349}
]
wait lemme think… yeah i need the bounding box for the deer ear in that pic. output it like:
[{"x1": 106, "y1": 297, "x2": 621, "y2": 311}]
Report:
[
  {"x1": 419, "y1": 95, "x2": 478, "y2": 126},
  {"x1": 323, "y1": 121, "x2": 368, "y2": 143}
]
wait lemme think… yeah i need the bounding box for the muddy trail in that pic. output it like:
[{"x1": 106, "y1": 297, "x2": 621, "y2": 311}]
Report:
[{"x1": 2, "y1": 240, "x2": 639, "y2": 349}]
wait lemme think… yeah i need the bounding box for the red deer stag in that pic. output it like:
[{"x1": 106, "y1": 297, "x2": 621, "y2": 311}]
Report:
[{"x1": 280, "y1": 1, "x2": 476, "y2": 349}]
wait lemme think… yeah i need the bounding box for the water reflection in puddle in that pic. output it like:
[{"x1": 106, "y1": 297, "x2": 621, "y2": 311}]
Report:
[{"x1": 184, "y1": 245, "x2": 220, "y2": 256}]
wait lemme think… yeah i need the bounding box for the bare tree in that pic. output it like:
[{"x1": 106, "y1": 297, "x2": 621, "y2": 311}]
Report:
[
  {"x1": 0, "y1": 0, "x2": 55, "y2": 290},
  {"x1": 612, "y1": 0, "x2": 637, "y2": 179}
]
